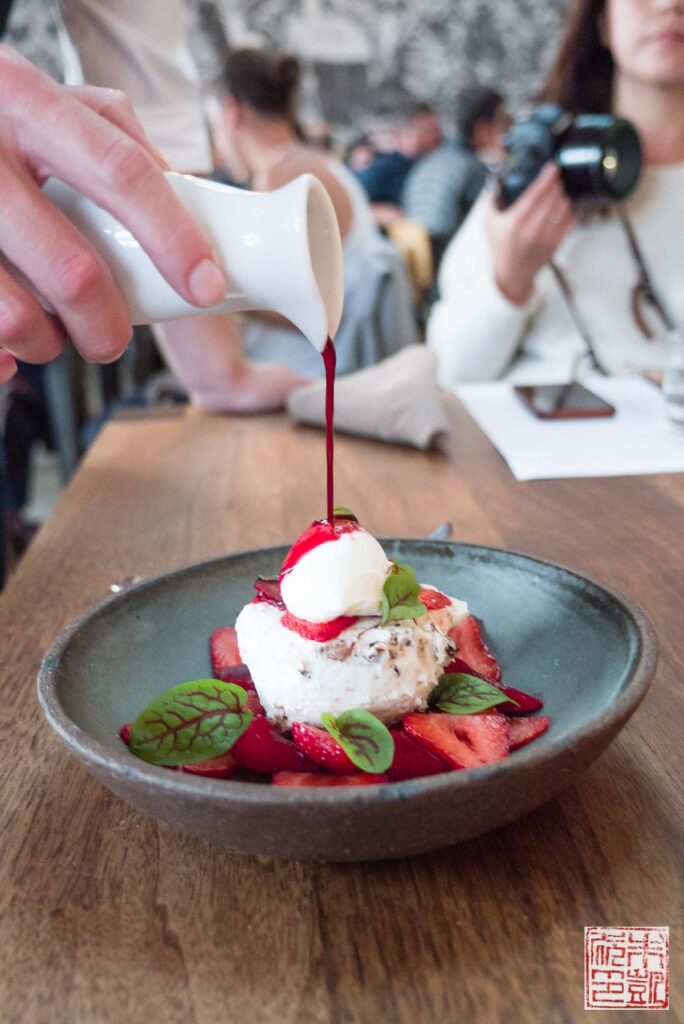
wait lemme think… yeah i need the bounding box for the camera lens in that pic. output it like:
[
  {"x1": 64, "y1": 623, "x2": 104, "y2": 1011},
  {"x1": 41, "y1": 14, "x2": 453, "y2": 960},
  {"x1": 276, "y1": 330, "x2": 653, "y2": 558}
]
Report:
[
  {"x1": 602, "y1": 147, "x2": 619, "y2": 180},
  {"x1": 557, "y1": 116, "x2": 641, "y2": 203},
  {"x1": 601, "y1": 121, "x2": 641, "y2": 199}
]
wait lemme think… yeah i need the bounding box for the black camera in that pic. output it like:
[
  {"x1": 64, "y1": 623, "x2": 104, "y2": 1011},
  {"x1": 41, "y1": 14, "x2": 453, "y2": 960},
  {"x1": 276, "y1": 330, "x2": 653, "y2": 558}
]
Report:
[{"x1": 498, "y1": 104, "x2": 642, "y2": 209}]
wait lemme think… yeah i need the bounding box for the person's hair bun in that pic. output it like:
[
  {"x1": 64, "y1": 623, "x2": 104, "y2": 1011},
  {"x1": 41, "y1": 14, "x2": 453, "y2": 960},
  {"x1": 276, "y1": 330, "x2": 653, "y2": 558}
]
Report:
[
  {"x1": 276, "y1": 55, "x2": 300, "y2": 93},
  {"x1": 220, "y1": 48, "x2": 301, "y2": 118}
]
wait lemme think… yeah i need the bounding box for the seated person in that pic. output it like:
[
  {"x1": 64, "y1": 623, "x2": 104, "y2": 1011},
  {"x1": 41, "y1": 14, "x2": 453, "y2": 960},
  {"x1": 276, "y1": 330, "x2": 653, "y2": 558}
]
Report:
[
  {"x1": 427, "y1": 0, "x2": 684, "y2": 385},
  {"x1": 194, "y1": 47, "x2": 417, "y2": 379},
  {"x1": 402, "y1": 86, "x2": 509, "y2": 267},
  {"x1": 352, "y1": 104, "x2": 443, "y2": 225}
]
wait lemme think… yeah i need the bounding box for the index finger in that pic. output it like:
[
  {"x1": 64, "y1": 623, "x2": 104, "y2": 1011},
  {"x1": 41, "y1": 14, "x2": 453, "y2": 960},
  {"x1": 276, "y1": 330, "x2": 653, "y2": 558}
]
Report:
[{"x1": 8, "y1": 61, "x2": 226, "y2": 309}]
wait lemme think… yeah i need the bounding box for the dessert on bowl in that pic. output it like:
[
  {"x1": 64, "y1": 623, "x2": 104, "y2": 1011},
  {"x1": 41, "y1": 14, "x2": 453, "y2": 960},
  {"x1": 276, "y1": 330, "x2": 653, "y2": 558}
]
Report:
[
  {"x1": 235, "y1": 513, "x2": 469, "y2": 729},
  {"x1": 121, "y1": 510, "x2": 550, "y2": 786}
]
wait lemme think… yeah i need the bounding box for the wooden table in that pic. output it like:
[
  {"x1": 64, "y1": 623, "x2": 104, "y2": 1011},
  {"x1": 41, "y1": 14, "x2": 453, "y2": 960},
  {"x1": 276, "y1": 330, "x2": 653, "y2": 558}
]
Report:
[{"x1": 1, "y1": 401, "x2": 682, "y2": 1024}]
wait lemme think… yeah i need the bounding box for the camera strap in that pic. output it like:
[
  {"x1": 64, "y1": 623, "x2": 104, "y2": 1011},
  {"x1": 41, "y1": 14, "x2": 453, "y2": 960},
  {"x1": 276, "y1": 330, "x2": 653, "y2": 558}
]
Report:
[
  {"x1": 549, "y1": 260, "x2": 607, "y2": 375},
  {"x1": 549, "y1": 209, "x2": 676, "y2": 376},
  {"x1": 617, "y1": 210, "x2": 676, "y2": 333}
]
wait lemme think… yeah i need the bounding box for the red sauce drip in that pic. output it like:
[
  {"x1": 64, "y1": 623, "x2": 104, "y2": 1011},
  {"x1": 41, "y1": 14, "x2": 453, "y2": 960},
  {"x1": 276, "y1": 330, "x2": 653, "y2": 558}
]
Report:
[
  {"x1": 279, "y1": 517, "x2": 360, "y2": 580},
  {"x1": 323, "y1": 337, "x2": 336, "y2": 524},
  {"x1": 265, "y1": 336, "x2": 361, "y2": 641}
]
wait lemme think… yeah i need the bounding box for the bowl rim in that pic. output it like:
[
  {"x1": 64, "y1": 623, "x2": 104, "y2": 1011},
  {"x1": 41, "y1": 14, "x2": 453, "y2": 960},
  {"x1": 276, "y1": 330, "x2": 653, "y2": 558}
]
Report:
[{"x1": 37, "y1": 540, "x2": 659, "y2": 806}]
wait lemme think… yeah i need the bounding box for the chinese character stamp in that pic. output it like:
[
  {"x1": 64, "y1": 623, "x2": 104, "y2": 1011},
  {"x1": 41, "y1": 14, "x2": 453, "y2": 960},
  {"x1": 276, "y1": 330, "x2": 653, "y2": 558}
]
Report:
[{"x1": 585, "y1": 927, "x2": 669, "y2": 1010}]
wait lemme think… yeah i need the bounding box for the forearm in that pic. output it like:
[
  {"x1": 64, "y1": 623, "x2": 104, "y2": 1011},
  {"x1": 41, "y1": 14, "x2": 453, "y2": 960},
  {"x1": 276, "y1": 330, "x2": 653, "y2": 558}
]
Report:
[
  {"x1": 427, "y1": 275, "x2": 533, "y2": 384},
  {"x1": 154, "y1": 315, "x2": 305, "y2": 413},
  {"x1": 426, "y1": 199, "x2": 535, "y2": 384}
]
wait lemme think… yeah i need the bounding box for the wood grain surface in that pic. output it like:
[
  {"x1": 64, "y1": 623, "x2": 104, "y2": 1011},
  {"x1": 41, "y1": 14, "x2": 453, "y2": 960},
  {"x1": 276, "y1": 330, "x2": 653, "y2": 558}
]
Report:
[{"x1": 0, "y1": 400, "x2": 681, "y2": 1024}]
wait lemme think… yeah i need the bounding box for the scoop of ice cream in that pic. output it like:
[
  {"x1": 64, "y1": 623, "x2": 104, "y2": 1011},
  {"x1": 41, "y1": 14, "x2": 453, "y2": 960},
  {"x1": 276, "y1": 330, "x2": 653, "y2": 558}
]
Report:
[
  {"x1": 236, "y1": 597, "x2": 468, "y2": 728},
  {"x1": 280, "y1": 523, "x2": 392, "y2": 623}
]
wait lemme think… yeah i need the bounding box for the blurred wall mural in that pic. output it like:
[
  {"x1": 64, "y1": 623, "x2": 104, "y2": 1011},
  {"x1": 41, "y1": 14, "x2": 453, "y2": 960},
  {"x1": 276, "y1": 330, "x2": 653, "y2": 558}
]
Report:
[{"x1": 6, "y1": 0, "x2": 566, "y2": 128}]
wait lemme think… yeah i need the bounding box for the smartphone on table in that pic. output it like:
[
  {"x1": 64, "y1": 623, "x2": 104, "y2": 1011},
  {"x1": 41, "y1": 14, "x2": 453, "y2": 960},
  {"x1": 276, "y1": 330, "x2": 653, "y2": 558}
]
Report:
[{"x1": 514, "y1": 382, "x2": 616, "y2": 420}]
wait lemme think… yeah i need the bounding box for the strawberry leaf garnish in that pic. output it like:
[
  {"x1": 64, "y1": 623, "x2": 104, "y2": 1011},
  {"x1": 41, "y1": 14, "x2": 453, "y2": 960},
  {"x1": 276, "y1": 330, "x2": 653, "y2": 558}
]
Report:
[
  {"x1": 129, "y1": 679, "x2": 253, "y2": 766},
  {"x1": 321, "y1": 709, "x2": 394, "y2": 774},
  {"x1": 380, "y1": 561, "x2": 426, "y2": 625},
  {"x1": 429, "y1": 672, "x2": 516, "y2": 714}
]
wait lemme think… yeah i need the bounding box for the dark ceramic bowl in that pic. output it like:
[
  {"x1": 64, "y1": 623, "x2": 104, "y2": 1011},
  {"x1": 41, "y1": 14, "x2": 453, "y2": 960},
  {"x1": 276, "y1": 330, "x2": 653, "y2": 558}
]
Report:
[{"x1": 38, "y1": 541, "x2": 657, "y2": 862}]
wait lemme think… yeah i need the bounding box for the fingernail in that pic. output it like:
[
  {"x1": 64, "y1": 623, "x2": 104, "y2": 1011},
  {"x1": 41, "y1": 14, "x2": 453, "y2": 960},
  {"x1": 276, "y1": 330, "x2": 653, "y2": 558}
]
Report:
[{"x1": 188, "y1": 258, "x2": 226, "y2": 307}]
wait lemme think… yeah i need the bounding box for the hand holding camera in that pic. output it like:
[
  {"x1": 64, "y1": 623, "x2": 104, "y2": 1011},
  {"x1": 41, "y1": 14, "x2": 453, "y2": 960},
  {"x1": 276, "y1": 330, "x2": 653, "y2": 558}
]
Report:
[
  {"x1": 485, "y1": 163, "x2": 575, "y2": 306},
  {"x1": 488, "y1": 104, "x2": 642, "y2": 306}
]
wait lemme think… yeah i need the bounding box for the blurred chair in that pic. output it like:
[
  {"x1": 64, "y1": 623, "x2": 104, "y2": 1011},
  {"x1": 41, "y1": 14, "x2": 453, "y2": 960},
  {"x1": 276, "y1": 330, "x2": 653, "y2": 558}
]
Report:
[
  {"x1": 43, "y1": 350, "x2": 80, "y2": 482},
  {"x1": 386, "y1": 218, "x2": 434, "y2": 307}
]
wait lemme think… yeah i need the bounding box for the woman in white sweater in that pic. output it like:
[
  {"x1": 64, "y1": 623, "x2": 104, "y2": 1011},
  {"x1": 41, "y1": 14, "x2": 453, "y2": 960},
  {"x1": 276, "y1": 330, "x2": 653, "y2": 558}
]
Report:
[{"x1": 428, "y1": 0, "x2": 684, "y2": 385}]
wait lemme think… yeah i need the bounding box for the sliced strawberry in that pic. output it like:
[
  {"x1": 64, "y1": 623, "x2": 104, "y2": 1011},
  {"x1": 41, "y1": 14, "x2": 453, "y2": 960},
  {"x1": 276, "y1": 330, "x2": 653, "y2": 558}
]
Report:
[
  {"x1": 418, "y1": 587, "x2": 451, "y2": 611},
  {"x1": 182, "y1": 751, "x2": 238, "y2": 779},
  {"x1": 387, "y1": 728, "x2": 448, "y2": 781},
  {"x1": 253, "y1": 577, "x2": 284, "y2": 608},
  {"x1": 443, "y1": 658, "x2": 543, "y2": 715},
  {"x1": 231, "y1": 715, "x2": 318, "y2": 774},
  {"x1": 244, "y1": 689, "x2": 265, "y2": 716},
  {"x1": 281, "y1": 611, "x2": 358, "y2": 642},
  {"x1": 272, "y1": 772, "x2": 388, "y2": 787},
  {"x1": 291, "y1": 722, "x2": 357, "y2": 774},
  {"x1": 218, "y1": 662, "x2": 255, "y2": 689},
  {"x1": 494, "y1": 684, "x2": 543, "y2": 715},
  {"x1": 120, "y1": 721, "x2": 180, "y2": 769},
  {"x1": 403, "y1": 711, "x2": 510, "y2": 769},
  {"x1": 448, "y1": 616, "x2": 502, "y2": 683},
  {"x1": 509, "y1": 716, "x2": 550, "y2": 751},
  {"x1": 210, "y1": 626, "x2": 242, "y2": 681}
]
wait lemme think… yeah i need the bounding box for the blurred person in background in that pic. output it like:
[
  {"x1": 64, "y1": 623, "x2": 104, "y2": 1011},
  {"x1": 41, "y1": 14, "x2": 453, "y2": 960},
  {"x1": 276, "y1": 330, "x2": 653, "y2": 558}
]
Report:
[
  {"x1": 403, "y1": 86, "x2": 510, "y2": 267},
  {"x1": 353, "y1": 103, "x2": 443, "y2": 227},
  {"x1": 428, "y1": 0, "x2": 684, "y2": 384},
  {"x1": 192, "y1": 47, "x2": 416, "y2": 381}
]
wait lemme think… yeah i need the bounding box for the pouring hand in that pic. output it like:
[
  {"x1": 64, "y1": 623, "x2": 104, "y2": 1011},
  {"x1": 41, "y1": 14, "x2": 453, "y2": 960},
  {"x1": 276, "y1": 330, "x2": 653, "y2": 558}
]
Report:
[{"x1": 0, "y1": 47, "x2": 227, "y2": 383}]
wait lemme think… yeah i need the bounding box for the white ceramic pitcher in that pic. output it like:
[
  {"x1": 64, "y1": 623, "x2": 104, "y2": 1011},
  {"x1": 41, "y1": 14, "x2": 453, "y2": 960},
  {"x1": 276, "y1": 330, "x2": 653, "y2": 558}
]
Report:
[{"x1": 42, "y1": 172, "x2": 344, "y2": 353}]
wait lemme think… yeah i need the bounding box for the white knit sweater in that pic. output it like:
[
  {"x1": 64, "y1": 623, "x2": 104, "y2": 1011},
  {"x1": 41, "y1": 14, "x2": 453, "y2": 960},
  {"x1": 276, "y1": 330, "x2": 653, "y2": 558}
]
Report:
[{"x1": 427, "y1": 163, "x2": 684, "y2": 384}]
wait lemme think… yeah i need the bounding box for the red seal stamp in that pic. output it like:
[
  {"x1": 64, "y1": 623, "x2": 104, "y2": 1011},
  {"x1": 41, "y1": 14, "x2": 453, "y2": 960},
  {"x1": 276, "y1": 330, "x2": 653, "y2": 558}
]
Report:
[{"x1": 585, "y1": 927, "x2": 669, "y2": 1010}]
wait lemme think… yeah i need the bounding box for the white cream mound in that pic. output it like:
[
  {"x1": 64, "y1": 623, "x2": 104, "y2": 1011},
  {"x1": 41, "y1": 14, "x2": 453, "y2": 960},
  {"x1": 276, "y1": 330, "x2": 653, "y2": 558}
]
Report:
[
  {"x1": 280, "y1": 529, "x2": 392, "y2": 622},
  {"x1": 235, "y1": 594, "x2": 469, "y2": 729}
]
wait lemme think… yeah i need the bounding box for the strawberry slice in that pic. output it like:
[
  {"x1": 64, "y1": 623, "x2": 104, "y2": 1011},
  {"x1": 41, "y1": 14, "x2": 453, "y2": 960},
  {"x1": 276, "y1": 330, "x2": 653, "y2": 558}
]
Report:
[
  {"x1": 291, "y1": 722, "x2": 358, "y2": 774},
  {"x1": 387, "y1": 728, "x2": 448, "y2": 781},
  {"x1": 443, "y1": 657, "x2": 543, "y2": 714},
  {"x1": 210, "y1": 626, "x2": 244, "y2": 681},
  {"x1": 273, "y1": 772, "x2": 388, "y2": 787},
  {"x1": 244, "y1": 689, "x2": 265, "y2": 716},
  {"x1": 120, "y1": 721, "x2": 178, "y2": 769},
  {"x1": 403, "y1": 711, "x2": 510, "y2": 769},
  {"x1": 231, "y1": 715, "x2": 318, "y2": 774},
  {"x1": 448, "y1": 616, "x2": 502, "y2": 683},
  {"x1": 218, "y1": 663, "x2": 255, "y2": 689},
  {"x1": 418, "y1": 587, "x2": 451, "y2": 611},
  {"x1": 509, "y1": 716, "x2": 550, "y2": 751},
  {"x1": 281, "y1": 611, "x2": 358, "y2": 642},
  {"x1": 253, "y1": 577, "x2": 284, "y2": 608},
  {"x1": 182, "y1": 751, "x2": 238, "y2": 779}
]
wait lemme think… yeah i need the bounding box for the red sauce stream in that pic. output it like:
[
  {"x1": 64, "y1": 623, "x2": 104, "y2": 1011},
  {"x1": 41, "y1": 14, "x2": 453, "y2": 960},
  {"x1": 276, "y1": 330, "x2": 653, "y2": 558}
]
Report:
[
  {"x1": 323, "y1": 337, "x2": 336, "y2": 524},
  {"x1": 255, "y1": 336, "x2": 360, "y2": 640}
]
